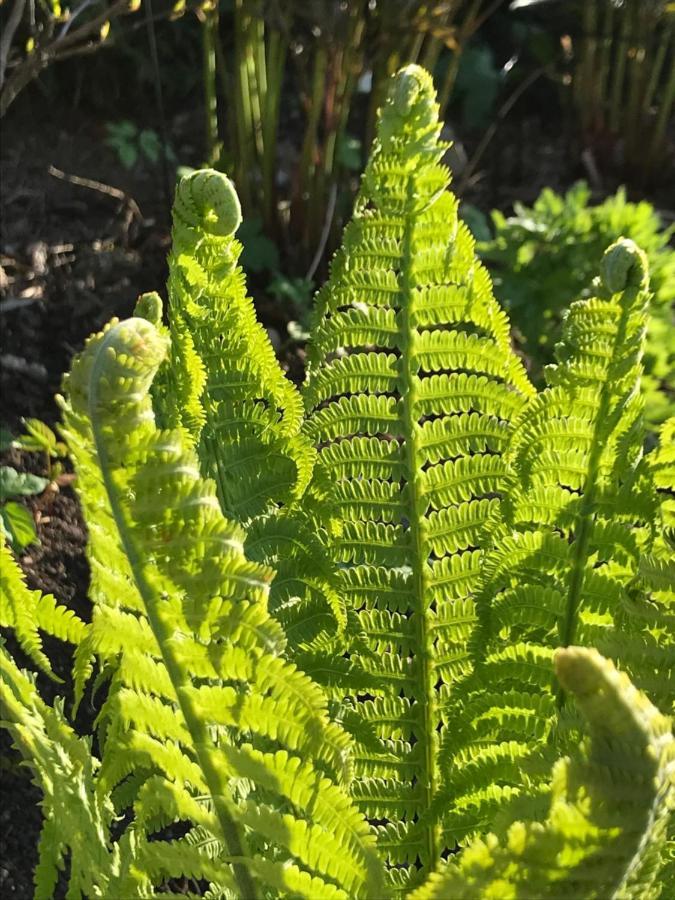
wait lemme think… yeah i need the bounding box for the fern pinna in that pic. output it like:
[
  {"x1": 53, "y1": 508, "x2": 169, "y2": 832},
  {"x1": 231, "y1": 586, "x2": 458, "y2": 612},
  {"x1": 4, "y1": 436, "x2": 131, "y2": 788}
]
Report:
[
  {"x1": 0, "y1": 540, "x2": 85, "y2": 680},
  {"x1": 302, "y1": 64, "x2": 534, "y2": 890}
]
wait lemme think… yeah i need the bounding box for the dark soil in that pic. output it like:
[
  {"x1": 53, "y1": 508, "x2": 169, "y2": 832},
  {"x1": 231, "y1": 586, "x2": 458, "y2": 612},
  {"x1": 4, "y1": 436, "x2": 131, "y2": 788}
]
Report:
[{"x1": 0, "y1": 97, "x2": 173, "y2": 899}]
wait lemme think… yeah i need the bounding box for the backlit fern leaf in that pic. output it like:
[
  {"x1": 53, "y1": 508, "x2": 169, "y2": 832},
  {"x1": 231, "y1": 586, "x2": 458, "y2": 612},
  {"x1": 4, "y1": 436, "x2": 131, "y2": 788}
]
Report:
[
  {"x1": 155, "y1": 170, "x2": 345, "y2": 650},
  {"x1": 0, "y1": 648, "x2": 125, "y2": 899},
  {"x1": 303, "y1": 64, "x2": 534, "y2": 891},
  {"x1": 164, "y1": 169, "x2": 313, "y2": 521},
  {"x1": 0, "y1": 539, "x2": 87, "y2": 680},
  {"x1": 440, "y1": 238, "x2": 673, "y2": 848},
  {"x1": 53, "y1": 315, "x2": 385, "y2": 898},
  {"x1": 411, "y1": 648, "x2": 675, "y2": 900},
  {"x1": 650, "y1": 416, "x2": 675, "y2": 544}
]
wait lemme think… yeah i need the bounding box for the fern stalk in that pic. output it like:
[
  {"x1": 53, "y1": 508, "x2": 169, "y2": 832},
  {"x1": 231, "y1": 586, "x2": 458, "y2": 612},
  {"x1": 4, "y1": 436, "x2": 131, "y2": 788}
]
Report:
[
  {"x1": 399, "y1": 174, "x2": 441, "y2": 865},
  {"x1": 202, "y1": 2, "x2": 220, "y2": 166}
]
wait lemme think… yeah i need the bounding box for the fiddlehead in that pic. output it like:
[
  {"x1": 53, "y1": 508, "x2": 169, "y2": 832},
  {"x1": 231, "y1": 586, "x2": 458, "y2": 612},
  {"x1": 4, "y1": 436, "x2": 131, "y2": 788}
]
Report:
[{"x1": 411, "y1": 648, "x2": 675, "y2": 900}]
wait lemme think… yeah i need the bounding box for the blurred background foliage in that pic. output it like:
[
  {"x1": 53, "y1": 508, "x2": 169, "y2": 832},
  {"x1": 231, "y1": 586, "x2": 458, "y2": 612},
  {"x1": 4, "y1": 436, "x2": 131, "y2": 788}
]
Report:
[
  {"x1": 466, "y1": 181, "x2": 675, "y2": 427},
  {"x1": 1, "y1": 0, "x2": 673, "y2": 413}
]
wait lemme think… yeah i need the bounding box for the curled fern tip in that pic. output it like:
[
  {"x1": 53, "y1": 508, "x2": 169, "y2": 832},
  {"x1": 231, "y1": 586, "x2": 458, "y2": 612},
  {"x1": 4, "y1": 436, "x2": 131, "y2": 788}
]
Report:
[
  {"x1": 173, "y1": 168, "x2": 242, "y2": 238},
  {"x1": 108, "y1": 317, "x2": 168, "y2": 367},
  {"x1": 601, "y1": 237, "x2": 649, "y2": 294},
  {"x1": 554, "y1": 646, "x2": 600, "y2": 696},
  {"x1": 390, "y1": 64, "x2": 435, "y2": 116},
  {"x1": 134, "y1": 291, "x2": 163, "y2": 326},
  {"x1": 378, "y1": 64, "x2": 440, "y2": 151}
]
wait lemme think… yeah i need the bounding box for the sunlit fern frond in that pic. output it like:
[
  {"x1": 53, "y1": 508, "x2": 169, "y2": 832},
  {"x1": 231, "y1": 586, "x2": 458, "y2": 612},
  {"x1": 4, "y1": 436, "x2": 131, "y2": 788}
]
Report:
[
  {"x1": 0, "y1": 539, "x2": 87, "y2": 680},
  {"x1": 302, "y1": 63, "x2": 534, "y2": 893},
  {"x1": 439, "y1": 238, "x2": 672, "y2": 848},
  {"x1": 142, "y1": 170, "x2": 346, "y2": 653},
  {"x1": 649, "y1": 415, "x2": 675, "y2": 544},
  {"x1": 53, "y1": 315, "x2": 385, "y2": 898},
  {"x1": 164, "y1": 168, "x2": 313, "y2": 521},
  {"x1": 411, "y1": 647, "x2": 675, "y2": 900},
  {"x1": 0, "y1": 647, "x2": 127, "y2": 899}
]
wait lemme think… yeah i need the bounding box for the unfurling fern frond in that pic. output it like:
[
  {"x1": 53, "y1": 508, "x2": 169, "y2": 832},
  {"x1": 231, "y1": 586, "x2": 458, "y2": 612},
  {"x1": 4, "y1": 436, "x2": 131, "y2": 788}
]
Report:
[
  {"x1": 602, "y1": 416, "x2": 675, "y2": 716},
  {"x1": 54, "y1": 315, "x2": 385, "y2": 898},
  {"x1": 164, "y1": 169, "x2": 314, "y2": 521},
  {"x1": 411, "y1": 647, "x2": 675, "y2": 900},
  {"x1": 302, "y1": 64, "x2": 534, "y2": 891},
  {"x1": 0, "y1": 540, "x2": 86, "y2": 680},
  {"x1": 440, "y1": 237, "x2": 673, "y2": 846},
  {"x1": 156, "y1": 169, "x2": 346, "y2": 651}
]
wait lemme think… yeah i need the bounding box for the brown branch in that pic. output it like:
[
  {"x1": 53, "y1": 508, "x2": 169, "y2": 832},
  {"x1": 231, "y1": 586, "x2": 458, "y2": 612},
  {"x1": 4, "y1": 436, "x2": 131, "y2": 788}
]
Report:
[
  {"x1": 47, "y1": 164, "x2": 143, "y2": 223},
  {"x1": 0, "y1": 0, "x2": 136, "y2": 116}
]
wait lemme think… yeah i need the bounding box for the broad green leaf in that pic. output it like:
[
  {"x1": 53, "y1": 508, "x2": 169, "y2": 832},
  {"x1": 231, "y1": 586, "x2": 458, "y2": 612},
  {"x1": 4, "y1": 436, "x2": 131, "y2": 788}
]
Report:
[
  {"x1": 0, "y1": 466, "x2": 49, "y2": 501},
  {"x1": 1, "y1": 502, "x2": 38, "y2": 552}
]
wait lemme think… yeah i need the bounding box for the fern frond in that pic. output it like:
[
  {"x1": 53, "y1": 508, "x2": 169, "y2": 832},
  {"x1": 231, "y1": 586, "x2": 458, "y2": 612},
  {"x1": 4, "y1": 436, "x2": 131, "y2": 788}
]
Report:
[
  {"x1": 411, "y1": 648, "x2": 675, "y2": 900},
  {"x1": 303, "y1": 64, "x2": 534, "y2": 891},
  {"x1": 441, "y1": 238, "x2": 672, "y2": 847},
  {"x1": 57, "y1": 314, "x2": 385, "y2": 898},
  {"x1": 157, "y1": 170, "x2": 348, "y2": 653},
  {"x1": 0, "y1": 540, "x2": 86, "y2": 679},
  {"x1": 165, "y1": 168, "x2": 313, "y2": 520},
  {"x1": 0, "y1": 645, "x2": 127, "y2": 899}
]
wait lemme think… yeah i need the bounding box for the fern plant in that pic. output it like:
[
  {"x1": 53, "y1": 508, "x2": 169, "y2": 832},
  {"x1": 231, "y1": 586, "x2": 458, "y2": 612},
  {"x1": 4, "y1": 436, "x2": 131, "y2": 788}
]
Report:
[
  {"x1": 2, "y1": 556, "x2": 672, "y2": 898},
  {"x1": 300, "y1": 66, "x2": 674, "y2": 892},
  {"x1": 301, "y1": 65, "x2": 537, "y2": 892},
  {"x1": 1, "y1": 64, "x2": 674, "y2": 899},
  {"x1": 8, "y1": 314, "x2": 384, "y2": 899},
  {"x1": 437, "y1": 235, "x2": 674, "y2": 846}
]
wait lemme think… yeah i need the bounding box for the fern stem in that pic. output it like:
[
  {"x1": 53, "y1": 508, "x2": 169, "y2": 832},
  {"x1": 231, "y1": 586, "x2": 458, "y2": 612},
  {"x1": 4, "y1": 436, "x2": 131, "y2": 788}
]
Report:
[
  {"x1": 645, "y1": 26, "x2": 675, "y2": 176},
  {"x1": 87, "y1": 331, "x2": 259, "y2": 900},
  {"x1": 608, "y1": 2, "x2": 631, "y2": 134},
  {"x1": 400, "y1": 174, "x2": 441, "y2": 868}
]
